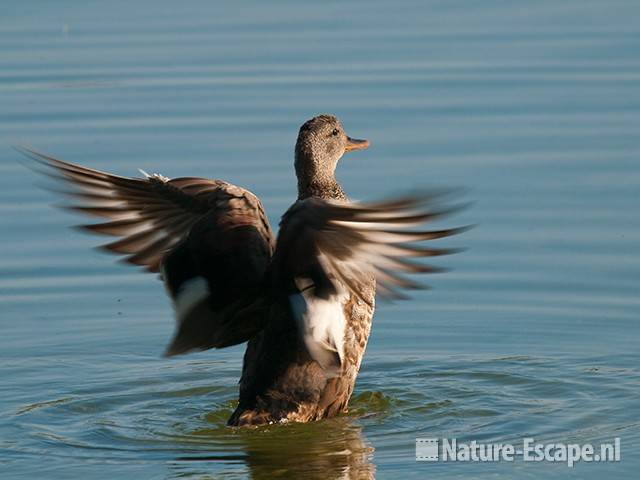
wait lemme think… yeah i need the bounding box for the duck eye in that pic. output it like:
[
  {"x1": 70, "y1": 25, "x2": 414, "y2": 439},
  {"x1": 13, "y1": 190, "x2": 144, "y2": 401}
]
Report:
[{"x1": 331, "y1": 128, "x2": 339, "y2": 136}]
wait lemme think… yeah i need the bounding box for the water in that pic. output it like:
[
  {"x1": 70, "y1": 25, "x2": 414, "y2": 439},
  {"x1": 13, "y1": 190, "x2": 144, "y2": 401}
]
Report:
[{"x1": 1, "y1": 1, "x2": 639, "y2": 478}]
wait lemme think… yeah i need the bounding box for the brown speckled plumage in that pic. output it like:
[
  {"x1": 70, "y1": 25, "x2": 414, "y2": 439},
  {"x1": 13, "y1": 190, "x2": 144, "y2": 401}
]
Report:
[{"x1": 18, "y1": 114, "x2": 464, "y2": 426}]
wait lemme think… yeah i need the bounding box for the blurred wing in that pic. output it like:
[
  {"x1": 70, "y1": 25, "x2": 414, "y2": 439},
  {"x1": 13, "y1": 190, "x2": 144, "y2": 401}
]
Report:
[
  {"x1": 17, "y1": 146, "x2": 274, "y2": 273},
  {"x1": 273, "y1": 193, "x2": 466, "y2": 373},
  {"x1": 18, "y1": 146, "x2": 276, "y2": 355},
  {"x1": 275, "y1": 193, "x2": 467, "y2": 302}
]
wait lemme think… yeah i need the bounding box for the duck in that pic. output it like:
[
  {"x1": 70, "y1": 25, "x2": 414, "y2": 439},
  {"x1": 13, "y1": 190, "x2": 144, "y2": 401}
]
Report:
[{"x1": 17, "y1": 114, "x2": 464, "y2": 426}]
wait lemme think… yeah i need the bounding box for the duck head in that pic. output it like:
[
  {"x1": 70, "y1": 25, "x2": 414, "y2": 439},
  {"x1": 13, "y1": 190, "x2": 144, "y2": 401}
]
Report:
[{"x1": 294, "y1": 114, "x2": 369, "y2": 199}]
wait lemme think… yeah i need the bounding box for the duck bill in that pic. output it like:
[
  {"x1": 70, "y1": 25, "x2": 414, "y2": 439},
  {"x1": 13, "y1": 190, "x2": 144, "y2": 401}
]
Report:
[{"x1": 345, "y1": 137, "x2": 370, "y2": 152}]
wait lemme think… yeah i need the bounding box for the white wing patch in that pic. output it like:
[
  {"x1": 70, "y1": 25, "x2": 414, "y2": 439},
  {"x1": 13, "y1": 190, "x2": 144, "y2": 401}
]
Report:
[
  {"x1": 173, "y1": 276, "x2": 209, "y2": 323},
  {"x1": 138, "y1": 169, "x2": 170, "y2": 182},
  {"x1": 289, "y1": 278, "x2": 349, "y2": 377}
]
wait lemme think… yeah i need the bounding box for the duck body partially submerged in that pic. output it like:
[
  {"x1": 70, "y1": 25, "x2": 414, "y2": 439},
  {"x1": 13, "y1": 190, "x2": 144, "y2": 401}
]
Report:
[{"x1": 19, "y1": 114, "x2": 464, "y2": 426}]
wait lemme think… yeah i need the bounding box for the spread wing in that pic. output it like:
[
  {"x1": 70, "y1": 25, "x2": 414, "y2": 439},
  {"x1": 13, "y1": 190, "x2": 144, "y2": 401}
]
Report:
[
  {"x1": 274, "y1": 194, "x2": 467, "y2": 301},
  {"x1": 17, "y1": 146, "x2": 274, "y2": 273},
  {"x1": 18, "y1": 146, "x2": 275, "y2": 355},
  {"x1": 273, "y1": 193, "x2": 466, "y2": 373}
]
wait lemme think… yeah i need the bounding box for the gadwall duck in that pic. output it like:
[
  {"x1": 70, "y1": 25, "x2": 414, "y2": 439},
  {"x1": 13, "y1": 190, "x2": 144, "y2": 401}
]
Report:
[{"x1": 18, "y1": 114, "x2": 464, "y2": 426}]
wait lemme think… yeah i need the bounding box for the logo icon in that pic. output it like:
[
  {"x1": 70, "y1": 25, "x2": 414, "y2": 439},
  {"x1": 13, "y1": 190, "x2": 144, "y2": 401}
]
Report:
[{"x1": 416, "y1": 438, "x2": 439, "y2": 461}]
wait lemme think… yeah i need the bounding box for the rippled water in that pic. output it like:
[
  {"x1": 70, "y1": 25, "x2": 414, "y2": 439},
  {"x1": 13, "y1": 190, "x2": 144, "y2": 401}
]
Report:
[{"x1": 1, "y1": 1, "x2": 639, "y2": 478}]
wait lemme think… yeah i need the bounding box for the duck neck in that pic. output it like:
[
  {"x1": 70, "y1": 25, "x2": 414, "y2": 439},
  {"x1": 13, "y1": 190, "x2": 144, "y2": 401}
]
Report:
[
  {"x1": 297, "y1": 175, "x2": 346, "y2": 200},
  {"x1": 295, "y1": 151, "x2": 346, "y2": 200}
]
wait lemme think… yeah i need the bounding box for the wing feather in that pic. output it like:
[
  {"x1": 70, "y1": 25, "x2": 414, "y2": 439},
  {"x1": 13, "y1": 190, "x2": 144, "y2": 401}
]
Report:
[
  {"x1": 17, "y1": 146, "x2": 275, "y2": 273},
  {"x1": 274, "y1": 194, "x2": 467, "y2": 302}
]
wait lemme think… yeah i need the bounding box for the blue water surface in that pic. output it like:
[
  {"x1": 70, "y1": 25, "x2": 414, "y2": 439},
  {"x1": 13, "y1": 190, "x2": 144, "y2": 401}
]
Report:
[{"x1": 1, "y1": 1, "x2": 639, "y2": 478}]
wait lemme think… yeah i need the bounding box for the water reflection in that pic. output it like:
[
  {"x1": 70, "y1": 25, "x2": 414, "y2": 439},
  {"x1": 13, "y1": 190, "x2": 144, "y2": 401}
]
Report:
[{"x1": 174, "y1": 417, "x2": 375, "y2": 479}]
